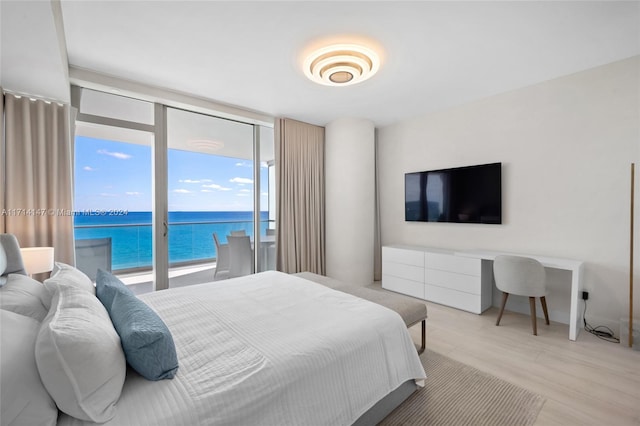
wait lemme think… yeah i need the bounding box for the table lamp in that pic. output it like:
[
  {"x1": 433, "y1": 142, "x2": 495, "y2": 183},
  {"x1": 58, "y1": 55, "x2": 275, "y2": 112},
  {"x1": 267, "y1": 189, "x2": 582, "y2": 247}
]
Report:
[{"x1": 20, "y1": 247, "x2": 55, "y2": 277}]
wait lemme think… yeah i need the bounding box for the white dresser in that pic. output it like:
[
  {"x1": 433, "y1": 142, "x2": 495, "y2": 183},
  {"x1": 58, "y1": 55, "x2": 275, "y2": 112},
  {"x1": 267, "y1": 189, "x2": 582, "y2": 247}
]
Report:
[{"x1": 382, "y1": 245, "x2": 492, "y2": 314}]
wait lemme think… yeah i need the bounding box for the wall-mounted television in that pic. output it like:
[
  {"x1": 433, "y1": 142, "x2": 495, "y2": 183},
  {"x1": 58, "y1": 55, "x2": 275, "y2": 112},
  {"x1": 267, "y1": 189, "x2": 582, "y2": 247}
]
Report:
[{"x1": 405, "y1": 162, "x2": 502, "y2": 224}]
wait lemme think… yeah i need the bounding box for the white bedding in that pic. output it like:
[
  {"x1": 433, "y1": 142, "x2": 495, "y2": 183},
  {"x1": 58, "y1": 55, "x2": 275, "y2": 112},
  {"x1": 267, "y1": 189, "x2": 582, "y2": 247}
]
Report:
[{"x1": 58, "y1": 271, "x2": 425, "y2": 426}]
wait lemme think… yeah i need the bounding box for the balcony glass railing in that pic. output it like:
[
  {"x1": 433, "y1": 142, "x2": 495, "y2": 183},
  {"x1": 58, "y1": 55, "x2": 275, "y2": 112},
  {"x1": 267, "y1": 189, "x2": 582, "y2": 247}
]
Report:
[{"x1": 74, "y1": 218, "x2": 272, "y2": 273}]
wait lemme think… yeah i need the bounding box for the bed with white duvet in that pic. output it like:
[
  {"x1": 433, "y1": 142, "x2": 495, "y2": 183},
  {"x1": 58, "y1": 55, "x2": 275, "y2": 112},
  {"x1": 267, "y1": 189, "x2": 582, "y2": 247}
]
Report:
[{"x1": 1, "y1": 231, "x2": 425, "y2": 426}]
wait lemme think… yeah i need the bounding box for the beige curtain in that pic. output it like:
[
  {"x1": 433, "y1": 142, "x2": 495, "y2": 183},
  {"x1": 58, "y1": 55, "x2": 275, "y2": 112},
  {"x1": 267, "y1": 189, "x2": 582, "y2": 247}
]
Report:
[
  {"x1": 1, "y1": 92, "x2": 74, "y2": 264},
  {"x1": 275, "y1": 118, "x2": 325, "y2": 274}
]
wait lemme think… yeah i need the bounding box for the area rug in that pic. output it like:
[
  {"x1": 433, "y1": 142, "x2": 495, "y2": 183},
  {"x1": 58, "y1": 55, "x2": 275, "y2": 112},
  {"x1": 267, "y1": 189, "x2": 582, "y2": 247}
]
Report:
[{"x1": 379, "y1": 349, "x2": 546, "y2": 426}]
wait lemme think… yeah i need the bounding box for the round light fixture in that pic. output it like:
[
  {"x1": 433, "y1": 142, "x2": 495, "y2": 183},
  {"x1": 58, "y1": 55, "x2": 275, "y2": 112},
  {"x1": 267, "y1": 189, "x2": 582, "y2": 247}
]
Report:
[{"x1": 303, "y1": 44, "x2": 380, "y2": 87}]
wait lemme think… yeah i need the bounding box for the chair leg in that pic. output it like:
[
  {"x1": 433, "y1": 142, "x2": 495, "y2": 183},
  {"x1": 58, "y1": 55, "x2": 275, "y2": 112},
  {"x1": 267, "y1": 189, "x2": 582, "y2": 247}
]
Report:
[
  {"x1": 418, "y1": 320, "x2": 426, "y2": 355},
  {"x1": 496, "y1": 292, "x2": 509, "y2": 326},
  {"x1": 540, "y1": 296, "x2": 550, "y2": 325},
  {"x1": 529, "y1": 297, "x2": 537, "y2": 335}
]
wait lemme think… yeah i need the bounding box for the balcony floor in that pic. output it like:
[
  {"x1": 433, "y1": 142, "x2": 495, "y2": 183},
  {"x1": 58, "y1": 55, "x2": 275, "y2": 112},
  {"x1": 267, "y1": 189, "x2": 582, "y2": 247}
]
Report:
[{"x1": 117, "y1": 263, "x2": 217, "y2": 295}]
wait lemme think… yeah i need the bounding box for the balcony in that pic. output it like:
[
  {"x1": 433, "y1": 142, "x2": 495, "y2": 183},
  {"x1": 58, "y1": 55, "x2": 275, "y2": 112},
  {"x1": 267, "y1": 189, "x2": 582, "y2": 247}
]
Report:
[{"x1": 74, "y1": 217, "x2": 273, "y2": 293}]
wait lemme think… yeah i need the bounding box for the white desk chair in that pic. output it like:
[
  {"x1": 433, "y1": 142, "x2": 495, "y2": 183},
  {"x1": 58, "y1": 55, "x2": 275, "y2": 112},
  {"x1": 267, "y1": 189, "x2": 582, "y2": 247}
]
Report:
[
  {"x1": 212, "y1": 233, "x2": 230, "y2": 281},
  {"x1": 494, "y1": 255, "x2": 549, "y2": 335},
  {"x1": 227, "y1": 235, "x2": 253, "y2": 278}
]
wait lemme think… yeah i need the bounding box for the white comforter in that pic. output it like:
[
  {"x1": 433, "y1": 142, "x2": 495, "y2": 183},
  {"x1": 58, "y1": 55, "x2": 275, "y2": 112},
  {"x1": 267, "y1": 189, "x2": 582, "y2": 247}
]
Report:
[{"x1": 59, "y1": 271, "x2": 426, "y2": 426}]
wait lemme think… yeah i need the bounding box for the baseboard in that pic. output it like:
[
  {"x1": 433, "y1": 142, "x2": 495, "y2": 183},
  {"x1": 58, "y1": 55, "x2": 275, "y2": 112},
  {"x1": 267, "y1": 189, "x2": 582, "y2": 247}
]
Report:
[
  {"x1": 494, "y1": 299, "x2": 626, "y2": 338},
  {"x1": 585, "y1": 314, "x2": 624, "y2": 338}
]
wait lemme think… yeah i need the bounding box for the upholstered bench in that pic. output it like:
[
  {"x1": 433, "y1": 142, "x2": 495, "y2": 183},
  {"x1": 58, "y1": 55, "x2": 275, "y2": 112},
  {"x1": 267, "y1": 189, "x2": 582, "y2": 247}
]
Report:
[{"x1": 294, "y1": 272, "x2": 427, "y2": 354}]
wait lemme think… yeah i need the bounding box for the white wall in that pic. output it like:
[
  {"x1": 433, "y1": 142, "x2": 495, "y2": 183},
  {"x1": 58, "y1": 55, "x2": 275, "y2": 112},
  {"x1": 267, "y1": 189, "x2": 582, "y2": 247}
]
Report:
[
  {"x1": 377, "y1": 56, "x2": 640, "y2": 333},
  {"x1": 326, "y1": 118, "x2": 375, "y2": 285}
]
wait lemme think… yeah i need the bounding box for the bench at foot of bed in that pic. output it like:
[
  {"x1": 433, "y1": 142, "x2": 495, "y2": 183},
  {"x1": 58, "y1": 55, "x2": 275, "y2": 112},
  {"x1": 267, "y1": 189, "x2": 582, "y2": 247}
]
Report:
[{"x1": 293, "y1": 272, "x2": 427, "y2": 355}]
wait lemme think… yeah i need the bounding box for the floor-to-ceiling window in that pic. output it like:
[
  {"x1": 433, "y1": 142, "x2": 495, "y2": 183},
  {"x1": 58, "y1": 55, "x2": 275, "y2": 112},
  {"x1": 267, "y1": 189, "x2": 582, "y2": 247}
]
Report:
[
  {"x1": 71, "y1": 86, "x2": 275, "y2": 288},
  {"x1": 72, "y1": 88, "x2": 155, "y2": 282},
  {"x1": 167, "y1": 108, "x2": 255, "y2": 287}
]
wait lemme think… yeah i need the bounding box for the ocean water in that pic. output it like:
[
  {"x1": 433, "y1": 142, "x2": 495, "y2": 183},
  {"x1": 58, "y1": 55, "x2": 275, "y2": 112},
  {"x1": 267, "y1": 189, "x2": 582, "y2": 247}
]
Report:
[{"x1": 74, "y1": 211, "x2": 270, "y2": 271}]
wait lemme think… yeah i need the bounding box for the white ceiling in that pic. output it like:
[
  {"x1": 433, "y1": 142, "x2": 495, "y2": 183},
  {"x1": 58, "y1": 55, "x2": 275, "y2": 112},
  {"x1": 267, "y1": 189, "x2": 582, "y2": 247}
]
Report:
[
  {"x1": 1, "y1": 0, "x2": 69, "y2": 102},
  {"x1": 3, "y1": 1, "x2": 640, "y2": 127}
]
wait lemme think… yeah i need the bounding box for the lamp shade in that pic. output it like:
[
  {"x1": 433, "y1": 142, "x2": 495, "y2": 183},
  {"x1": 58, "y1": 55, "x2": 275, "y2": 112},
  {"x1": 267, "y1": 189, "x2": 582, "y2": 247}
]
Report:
[{"x1": 20, "y1": 247, "x2": 55, "y2": 275}]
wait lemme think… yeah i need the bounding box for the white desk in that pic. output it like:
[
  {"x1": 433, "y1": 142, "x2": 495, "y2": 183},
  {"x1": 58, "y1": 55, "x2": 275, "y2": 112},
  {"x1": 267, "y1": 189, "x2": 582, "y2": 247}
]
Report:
[{"x1": 456, "y1": 250, "x2": 584, "y2": 341}]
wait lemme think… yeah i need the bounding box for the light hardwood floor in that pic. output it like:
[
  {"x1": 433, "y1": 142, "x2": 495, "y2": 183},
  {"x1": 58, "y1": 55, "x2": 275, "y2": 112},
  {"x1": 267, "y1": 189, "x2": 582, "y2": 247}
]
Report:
[
  {"x1": 125, "y1": 270, "x2": 638, "y2": 424},
  {"x1": 395, "y1": 289, "x2": 640, "y2": 425}
]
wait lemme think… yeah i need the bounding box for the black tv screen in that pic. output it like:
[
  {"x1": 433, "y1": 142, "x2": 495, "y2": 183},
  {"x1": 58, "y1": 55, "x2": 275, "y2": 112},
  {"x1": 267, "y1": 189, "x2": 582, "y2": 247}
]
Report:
[{"x1": 405, "y1": 162, "x2": 502, "y2": 224}]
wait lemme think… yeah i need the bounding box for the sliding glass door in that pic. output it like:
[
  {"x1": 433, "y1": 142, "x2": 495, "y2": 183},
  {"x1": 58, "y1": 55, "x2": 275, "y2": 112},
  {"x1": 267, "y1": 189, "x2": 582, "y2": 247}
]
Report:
[
  {"x1": 166, "y1": 108, "x2": 255, "y2": 287},
  {"x1": 72, "y1": 87, "x2": 275, "y2": 290}
]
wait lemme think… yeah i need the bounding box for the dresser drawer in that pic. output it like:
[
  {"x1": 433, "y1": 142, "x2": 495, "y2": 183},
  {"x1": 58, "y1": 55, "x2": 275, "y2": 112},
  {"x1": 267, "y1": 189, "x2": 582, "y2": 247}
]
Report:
[
  {"x1": 382, "y1": 275, "x2": 424, "y2": 299},
  {"x1": 425, "y1": 252, "x2": 481, "y2": 276},
  {"x1": 383, "y1": 261, "x2": 424, "y2": 283},
  {"x1": 425, "y1": 268, "x2": 482, "y2": 295},
  {"x1": 424, "y1": 284, "x2": 484, "y2": 314},
  {"x1": 382, "y1": 246, "x2": 425, "y2": 267}
]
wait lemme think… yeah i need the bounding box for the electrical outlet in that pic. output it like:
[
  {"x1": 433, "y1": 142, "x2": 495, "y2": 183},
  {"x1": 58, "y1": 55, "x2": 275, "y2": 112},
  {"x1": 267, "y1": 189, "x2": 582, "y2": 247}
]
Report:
[{"x1": 582, "y1": 291, "x2": 589, "y2": 300}]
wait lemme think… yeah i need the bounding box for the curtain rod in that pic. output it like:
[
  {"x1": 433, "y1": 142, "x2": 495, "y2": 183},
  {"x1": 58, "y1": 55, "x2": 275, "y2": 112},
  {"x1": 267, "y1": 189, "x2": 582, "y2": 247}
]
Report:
[{"x1": 2, "y1": 89, "x2": 68, "y2": 107}]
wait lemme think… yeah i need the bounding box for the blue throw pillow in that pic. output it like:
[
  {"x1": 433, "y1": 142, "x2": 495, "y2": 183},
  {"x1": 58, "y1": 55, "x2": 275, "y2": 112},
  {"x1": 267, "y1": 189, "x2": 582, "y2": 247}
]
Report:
[{"x1": 95, "y1": 269, "x2": 178, "y2": 381}]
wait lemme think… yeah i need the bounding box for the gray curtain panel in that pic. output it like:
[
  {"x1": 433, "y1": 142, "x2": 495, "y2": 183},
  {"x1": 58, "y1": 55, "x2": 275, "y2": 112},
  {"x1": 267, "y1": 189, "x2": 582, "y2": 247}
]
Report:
[
  {"x1": 275, "y1": 118, "x2": 325, "y2": 274},
  {"x1": 1, "y1": 92, "x2": 74, "y2": 264}
]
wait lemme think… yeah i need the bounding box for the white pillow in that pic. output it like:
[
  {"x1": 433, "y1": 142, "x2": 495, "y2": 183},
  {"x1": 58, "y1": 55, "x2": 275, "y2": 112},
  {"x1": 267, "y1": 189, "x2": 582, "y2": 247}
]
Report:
[
  {"x1": 0, "y1": 309, "x2": 57, "y2": 426},
  {"x1": 35, "y1": 284, "x2": 126, "y2": 422},
  {"x1": 44, "y1": 262, "x2": 94, "y2": 295},
  {"x1": 0, "y1": 273, "x2": 51, "y2": 321}
]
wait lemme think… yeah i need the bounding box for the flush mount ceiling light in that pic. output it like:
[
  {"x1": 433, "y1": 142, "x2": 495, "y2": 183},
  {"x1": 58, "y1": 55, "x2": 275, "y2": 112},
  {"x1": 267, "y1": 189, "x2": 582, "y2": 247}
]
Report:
[{"x1": 303, "y1": 44, "x2": 380, "y2": 86}]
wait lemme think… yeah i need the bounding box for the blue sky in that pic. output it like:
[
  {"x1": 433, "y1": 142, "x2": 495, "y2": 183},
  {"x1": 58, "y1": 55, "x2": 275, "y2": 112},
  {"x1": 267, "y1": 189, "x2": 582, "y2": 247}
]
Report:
[{"x1": 74, "y1": 136, "x2": 269, "y2": 211}]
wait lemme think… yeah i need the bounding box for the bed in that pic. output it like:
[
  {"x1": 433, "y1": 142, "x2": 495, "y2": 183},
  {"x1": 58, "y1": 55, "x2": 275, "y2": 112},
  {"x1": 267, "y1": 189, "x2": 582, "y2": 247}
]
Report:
[{"x1": 0, "y1": 233, "x2": 425, "y2": 426}]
